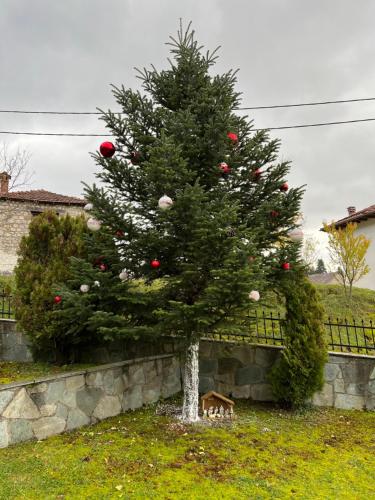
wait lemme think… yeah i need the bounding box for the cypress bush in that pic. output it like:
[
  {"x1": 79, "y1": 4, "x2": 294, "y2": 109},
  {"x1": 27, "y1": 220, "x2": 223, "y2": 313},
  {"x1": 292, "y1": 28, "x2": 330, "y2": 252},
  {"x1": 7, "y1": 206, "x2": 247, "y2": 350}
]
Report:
[
  {"x1": 14, "y1": 211, "x2": 88, "y2": 362},
  {"x1": 269, "y1": 273, "x2": 327, "y2": 408}
]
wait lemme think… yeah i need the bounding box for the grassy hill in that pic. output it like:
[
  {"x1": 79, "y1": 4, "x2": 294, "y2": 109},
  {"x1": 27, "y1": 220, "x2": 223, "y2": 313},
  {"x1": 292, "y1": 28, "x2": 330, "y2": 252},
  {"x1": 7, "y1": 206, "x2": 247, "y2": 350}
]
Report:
[{"x1": 254, "y1": 284, "x2": 375, "y2": 323}]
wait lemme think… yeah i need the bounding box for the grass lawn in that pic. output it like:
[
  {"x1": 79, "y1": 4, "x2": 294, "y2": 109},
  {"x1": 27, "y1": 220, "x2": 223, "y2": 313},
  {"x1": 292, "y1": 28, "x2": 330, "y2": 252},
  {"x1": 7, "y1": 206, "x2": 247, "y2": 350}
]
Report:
[
  {"x1": 0, "y1": 362, "x2": 93, "y2": 385},
  {"x1": 256, "y1": 284, "x2": 375, "y2": 322},
  {"x1": 0, "y1": 400, "x2": 373, "y2": 499}
]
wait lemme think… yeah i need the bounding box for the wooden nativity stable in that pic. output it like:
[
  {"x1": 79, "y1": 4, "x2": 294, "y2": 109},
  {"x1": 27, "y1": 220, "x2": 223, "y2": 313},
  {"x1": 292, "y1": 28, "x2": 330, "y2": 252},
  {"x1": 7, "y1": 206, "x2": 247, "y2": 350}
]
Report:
[{"x1": 201, "y1": 391, "x2": 235, "y2": 419}]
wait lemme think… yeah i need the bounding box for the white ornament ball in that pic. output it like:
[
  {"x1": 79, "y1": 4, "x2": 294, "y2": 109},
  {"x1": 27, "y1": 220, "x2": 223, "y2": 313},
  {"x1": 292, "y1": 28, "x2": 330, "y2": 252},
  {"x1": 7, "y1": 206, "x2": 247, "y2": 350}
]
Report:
[
  {"x1": 249, "y1": 290, "x2": 260, "y2": 302},
  {"x1": 287, "y1": 228, "x2": 304, "y2": 242},
  {"x1": 158, "y1": 195, "x2": 173, "y2": 210},
  {"x1": 119, "y1": 270, "x2": 129, "y2": 281},
  {"x1": 87, "y1": 217, "x2": 101, "y2": 231},
  {"x1": 84, "y1": 203, "x2": 93, "y2": 211},
  {"x1": 80, "y1": 284, "x2": 90, "y2": 293},
  {"x1": 93, "y1": 281, "x2": 100, "y2": 287}
]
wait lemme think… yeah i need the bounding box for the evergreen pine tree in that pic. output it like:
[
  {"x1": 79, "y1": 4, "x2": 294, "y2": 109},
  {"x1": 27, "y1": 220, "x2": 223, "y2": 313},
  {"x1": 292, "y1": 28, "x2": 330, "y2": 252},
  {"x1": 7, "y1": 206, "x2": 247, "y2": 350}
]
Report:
[
  {"x1": 60, "y1": 24, "x2": 309, "y2": 420},
  {"x1": 269, "y1": 273, "x2": 326, "y2": 408},
  {"x1": 14, "y1": 211, "x2": 88, "y2": 362},
  {"x1": 315, "y1": 258, "x2": 326, "y2": 274}
]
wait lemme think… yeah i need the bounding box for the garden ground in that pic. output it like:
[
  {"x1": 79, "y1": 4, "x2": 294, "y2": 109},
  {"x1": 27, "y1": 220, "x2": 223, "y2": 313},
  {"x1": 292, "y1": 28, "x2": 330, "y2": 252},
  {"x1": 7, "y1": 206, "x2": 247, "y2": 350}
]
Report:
[{"x1": 0, "y1": 399, "x2": 373, "y2": 499}]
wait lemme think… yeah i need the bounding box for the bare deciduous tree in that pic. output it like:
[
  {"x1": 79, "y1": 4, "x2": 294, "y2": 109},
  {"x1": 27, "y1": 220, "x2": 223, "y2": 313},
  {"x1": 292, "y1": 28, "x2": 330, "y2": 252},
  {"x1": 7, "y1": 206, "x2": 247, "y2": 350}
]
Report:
[
  {"x1": 301, "y1": 235, "x2": 320, "y2": 273},
  {"x1": 0, "y1": 143, "x2": 34, "y2": 190}
]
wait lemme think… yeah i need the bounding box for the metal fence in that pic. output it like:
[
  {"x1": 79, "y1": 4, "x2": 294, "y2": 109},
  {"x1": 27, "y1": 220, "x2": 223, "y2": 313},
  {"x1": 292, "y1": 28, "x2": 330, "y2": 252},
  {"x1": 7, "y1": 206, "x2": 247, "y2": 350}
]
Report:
[
  {"x1": 0, "y1": 288, "x2": 13, "y2": 319},
  {"x1": 0, "y1": 289, "x2": 374, "y2": 355},
  {"x1": 206, "y1": 311, "x2": 375, "y2": 355}
]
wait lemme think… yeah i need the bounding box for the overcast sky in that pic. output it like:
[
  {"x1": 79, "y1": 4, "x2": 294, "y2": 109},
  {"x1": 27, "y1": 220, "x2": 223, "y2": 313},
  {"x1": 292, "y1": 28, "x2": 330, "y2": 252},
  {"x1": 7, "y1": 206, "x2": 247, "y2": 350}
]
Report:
[{"x1": 1, "y1": 0, "x2": 375, "y2": 261}]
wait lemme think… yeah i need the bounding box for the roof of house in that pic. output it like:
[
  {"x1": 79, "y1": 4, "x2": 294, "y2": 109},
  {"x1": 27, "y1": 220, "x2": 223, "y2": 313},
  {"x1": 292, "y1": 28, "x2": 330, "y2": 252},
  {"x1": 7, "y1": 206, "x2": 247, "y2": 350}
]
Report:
[
  {"x1": 331, "y1": 204, "x2": 375, "y2": 228},
  {"x1": 308, "y1": 272, "x2": 339, "y2": 285},
  {"x1": 201, "y1": 391, "x2": 234, "y2": 405},
  {"x1": 0, "y1": 189, "x2": 85, "y2": 206}
]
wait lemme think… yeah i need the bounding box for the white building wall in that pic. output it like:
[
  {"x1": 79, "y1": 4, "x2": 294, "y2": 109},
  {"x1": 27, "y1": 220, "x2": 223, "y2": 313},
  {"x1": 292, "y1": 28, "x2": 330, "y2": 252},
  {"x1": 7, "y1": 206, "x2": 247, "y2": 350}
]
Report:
[{"x1": 354, "y1": 220, "x2": 375, "y2": 290}]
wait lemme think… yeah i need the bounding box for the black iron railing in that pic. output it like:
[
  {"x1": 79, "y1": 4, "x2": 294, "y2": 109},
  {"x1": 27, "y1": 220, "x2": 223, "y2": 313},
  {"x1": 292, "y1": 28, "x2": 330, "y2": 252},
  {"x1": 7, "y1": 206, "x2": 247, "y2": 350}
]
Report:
[
  {"x1": 0, "y1": 288, "x2": 374, "y2": 355},
  {"x1": 206, "y1": 311, "x2": 375, "y2": 355},
  {"x1": 0, "y1": 288, "x2": 13, "y2": 319}
]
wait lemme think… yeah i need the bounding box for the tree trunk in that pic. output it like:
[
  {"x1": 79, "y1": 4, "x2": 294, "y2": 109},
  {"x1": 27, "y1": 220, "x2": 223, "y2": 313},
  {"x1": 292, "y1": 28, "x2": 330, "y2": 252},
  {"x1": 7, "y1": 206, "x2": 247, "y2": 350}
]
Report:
[{"x1": 181, "y1": 338, "x2": 200, "y2": 422}]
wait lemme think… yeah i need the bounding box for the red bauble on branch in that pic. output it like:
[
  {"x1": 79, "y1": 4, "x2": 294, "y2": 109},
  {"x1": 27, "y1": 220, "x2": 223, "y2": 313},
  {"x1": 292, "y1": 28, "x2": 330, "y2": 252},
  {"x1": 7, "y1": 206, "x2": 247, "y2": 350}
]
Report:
[
  {"x1": 219, "y1": 162, "x2": 231, "y2": 175},
  {"x1": 100, "y1": 141, "x2": 116, "y2": 158},
  {"x1": 227, "y1": 132, "x2": 238, "y2": 143},
  {"x1": 252, "y1": 168, "x2": 262, "y2": 181},
  {"x1": 270, "y1": 210, "x2": 279, "y2": 218},
  {"x1": 115, "y1": 230, "x2": 125, "y2": 238},
  {"x1": 282, "y1": 262, "x2": 290, "y2": 270},
  {"x1": 99, "y1": 263, "x2": 107, "y2": 272},
  {"x1": 54, "y1": 295, "x2": 62, "y2": 304},
  {"x1": 150, "y1": 259, "x2": 160, "y2": 269},
  {"x1": 280, "y1": 182, "x2": 289, "y2": 192}
]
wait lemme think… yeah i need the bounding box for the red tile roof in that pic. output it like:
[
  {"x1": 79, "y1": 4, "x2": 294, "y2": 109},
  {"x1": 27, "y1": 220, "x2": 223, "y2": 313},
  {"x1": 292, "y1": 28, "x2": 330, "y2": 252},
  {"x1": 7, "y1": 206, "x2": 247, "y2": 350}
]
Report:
[
  {"x1": 0, "y1": 189, "x2": 85, "y2": 206},
  {"x1": 332, "y1": 204, "x2": 375, "y2": 228}
]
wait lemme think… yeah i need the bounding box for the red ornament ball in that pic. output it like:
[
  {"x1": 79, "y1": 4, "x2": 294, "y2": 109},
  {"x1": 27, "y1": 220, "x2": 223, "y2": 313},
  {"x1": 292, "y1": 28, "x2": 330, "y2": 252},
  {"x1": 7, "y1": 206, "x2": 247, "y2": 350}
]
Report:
[
  {"x1": 252, "y1": 168, "x2": 262, "y2": 180},
  {"x1": 115, "y1": 230, "x2": 125, "y2": 238},
  {"x1": 227, "y1": 132, "x2": 238, "y2": 143},
  {"x1": 99, "y1": 263, "x2": 107, "y2": 271},
  {"x1": 100, "y1": 141, "x2": 116, "y2": 158},
  {"x1": 282, "y1": 262, "x2": 290, "y2": 270},
  {"x1": 54, "y1": 295, "x2": 62, "y2": 304},
  {"x1": 270, "y1": 210, "x2": 280, "y2": 218},
  {"x1": 219, "y1": 162, "x2": 231, "y2": 175},
  {"x1": 280, "y1": 182, "x2": 289, "y2": 192},
  {"x1": 150, "y1": 259, "x2": 160, "y2": 269}
]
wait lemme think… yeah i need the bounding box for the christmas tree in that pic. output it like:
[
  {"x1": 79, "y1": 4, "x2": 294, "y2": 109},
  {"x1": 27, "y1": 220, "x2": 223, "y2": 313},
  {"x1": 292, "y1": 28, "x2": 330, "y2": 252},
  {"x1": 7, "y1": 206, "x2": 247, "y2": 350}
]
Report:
[{"x1": 60, "y1": 24, "x2": 307, "y2": 421}]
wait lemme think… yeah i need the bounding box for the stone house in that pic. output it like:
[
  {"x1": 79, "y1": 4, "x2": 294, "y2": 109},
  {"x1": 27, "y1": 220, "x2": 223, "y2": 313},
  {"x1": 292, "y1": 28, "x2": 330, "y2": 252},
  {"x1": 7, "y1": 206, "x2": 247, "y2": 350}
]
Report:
[{"x1": 0, "y1": 172, "x2": 86, "y2": 273}]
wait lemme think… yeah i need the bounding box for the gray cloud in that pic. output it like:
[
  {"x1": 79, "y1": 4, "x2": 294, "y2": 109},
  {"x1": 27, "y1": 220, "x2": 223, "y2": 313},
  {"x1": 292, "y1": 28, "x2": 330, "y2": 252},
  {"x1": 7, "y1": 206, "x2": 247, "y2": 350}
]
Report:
[{"x1": 1, "y1": 0, "x2": 375, "y2": 259}]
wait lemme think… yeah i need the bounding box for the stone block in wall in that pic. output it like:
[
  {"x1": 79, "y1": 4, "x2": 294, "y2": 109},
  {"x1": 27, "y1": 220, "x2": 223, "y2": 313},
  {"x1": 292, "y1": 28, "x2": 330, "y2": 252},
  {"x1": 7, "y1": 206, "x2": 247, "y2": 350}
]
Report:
[
  {"x1": 93, "y1": 395, "x2": 122, "y2": 420},
  {"x1": 235, "y1": 365, "x2": 264, "y2": 386},
  {"x1": 218, "y1": 357, "x2": 243, "y2": 375},
  {"x1": 8, "y1": 419, "x2": 33, "y2": 445},
  {"x1": 76, "y1": 387, "x2": 103, "y2": 416},
  {"x1": 66, "y1": 408, "x2": 90, "y2": 431},
  {"x1": 0, "y1": 390, "x2": 14, "y2": 413},
  {"x1": 312, "y1": 383, "x2": 334, "y2": 407},
  {"x1": 251, "y1": 384, "x2": 275, "y2": 402},
  {"x1": 199, "y1": 358, "x2": 218, "y2": 376},
  {"x1": 3, "y1": 388, "x2": 40, "y2": 419},
  {"x1": 324, "y1": 363, "x2": 342, "y2": 382},
  {"x1": 0, "y1": 421, "x2": 8, "y2": 448},
  {"x1": 122, "y1": 385, "x2": 143, "y2": 411},
  {"x1": 32, "y1": 417, "x2": 66, "y2": 441},
  {"x1": 335, "y1": 394, "x2": 365, "y2": 410},
  {"x1": 198, "y1": 376, "x2": 215, "y2": 394},
  {"x1": 232, "y1": 385, "x2": 251, "y2": 399},
  {"x1": 142, "y1": 379, "x2": 162, "y2": 404},
  {"x1": 254, "y1": 347, "x2": 279, "y2": 368},
  {"x1": 129, "y1": 365, "x2": 146, "y2": 385}
]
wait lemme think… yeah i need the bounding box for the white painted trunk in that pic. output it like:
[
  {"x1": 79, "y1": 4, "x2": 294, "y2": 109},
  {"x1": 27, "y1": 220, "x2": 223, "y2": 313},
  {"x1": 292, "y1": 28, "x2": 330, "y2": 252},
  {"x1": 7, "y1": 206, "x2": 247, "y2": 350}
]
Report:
[{"x1": 181, "y1": 338, "x2": 200, "y2": 422}]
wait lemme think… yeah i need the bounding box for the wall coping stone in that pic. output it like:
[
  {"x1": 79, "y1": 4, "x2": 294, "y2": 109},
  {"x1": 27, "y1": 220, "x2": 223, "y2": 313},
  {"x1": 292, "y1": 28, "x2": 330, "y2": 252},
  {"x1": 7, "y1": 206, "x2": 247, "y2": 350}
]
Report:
[
  {"x1": 0, "y1": 319, "x2": 16, "y2": 325},
  {"x1": 0, "y1": 354, "x2": 177, "y2": 393}
]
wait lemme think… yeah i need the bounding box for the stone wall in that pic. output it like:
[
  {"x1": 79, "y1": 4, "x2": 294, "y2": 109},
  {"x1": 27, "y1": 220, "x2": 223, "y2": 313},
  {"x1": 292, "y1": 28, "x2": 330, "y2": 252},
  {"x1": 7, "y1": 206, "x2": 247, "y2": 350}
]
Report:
[
  {"x1": 0, "y1": 320, "x2": 32, "y2": 362},
  {"x1": 0, "y1": 199, "x2": 84, "y2": 273},
  {"x1": 199, "y1": 340, "x2": 375, "y2": 410},
  {"x1": 0, "y1": 354, "x2": 181, "y2": 448}
]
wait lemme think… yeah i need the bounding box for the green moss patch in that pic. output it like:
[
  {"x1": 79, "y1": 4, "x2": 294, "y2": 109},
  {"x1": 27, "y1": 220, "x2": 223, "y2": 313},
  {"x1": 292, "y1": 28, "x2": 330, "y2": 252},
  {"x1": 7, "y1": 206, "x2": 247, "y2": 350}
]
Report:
[
  {"x1": 0, "y1": 400, "x2": 373, "y2": 498},
  {"x1": 0, "y1": 362, "x2": 93, "y2": 385}
]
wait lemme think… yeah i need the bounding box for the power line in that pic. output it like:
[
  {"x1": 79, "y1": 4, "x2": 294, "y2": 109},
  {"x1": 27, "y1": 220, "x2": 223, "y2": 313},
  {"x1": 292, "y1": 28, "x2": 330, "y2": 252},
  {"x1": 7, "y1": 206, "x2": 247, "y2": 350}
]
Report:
[
  {"x1": 239, "y1": 96, "x2": 375, "y2": 110},
  {"x1": 2, "y1": 116, "x2": 375, "y2": 136},
  {"x1": 1, "y1": 96, "x2": 375, "y2": 115}
]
